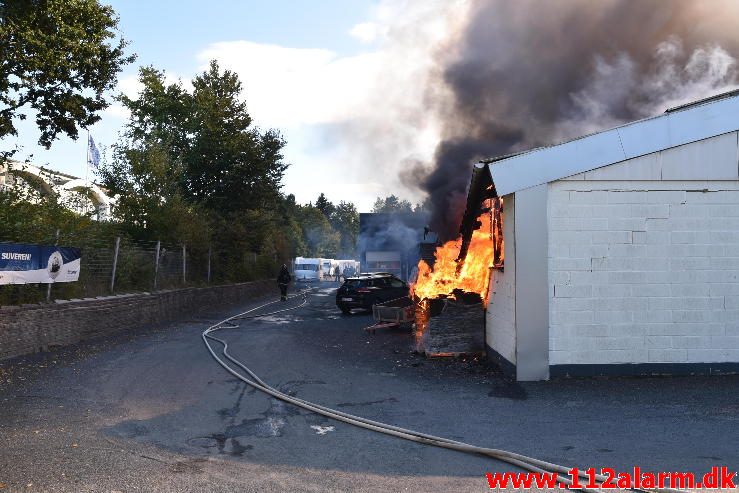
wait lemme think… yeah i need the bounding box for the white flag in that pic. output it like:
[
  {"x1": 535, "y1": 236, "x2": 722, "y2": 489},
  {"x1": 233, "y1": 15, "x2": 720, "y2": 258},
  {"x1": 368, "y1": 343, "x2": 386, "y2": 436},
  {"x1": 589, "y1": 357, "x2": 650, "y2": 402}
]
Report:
[{"x1": 87, "y1": 134, "x2": 100, "y2": 170}]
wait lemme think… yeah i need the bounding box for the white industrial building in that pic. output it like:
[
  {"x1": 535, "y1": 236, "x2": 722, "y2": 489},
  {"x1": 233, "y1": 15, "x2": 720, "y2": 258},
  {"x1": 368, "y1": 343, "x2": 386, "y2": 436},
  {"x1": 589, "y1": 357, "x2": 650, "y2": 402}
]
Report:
[{"x1": 462, "y1": 91, "x2": 739, "y2": 381}]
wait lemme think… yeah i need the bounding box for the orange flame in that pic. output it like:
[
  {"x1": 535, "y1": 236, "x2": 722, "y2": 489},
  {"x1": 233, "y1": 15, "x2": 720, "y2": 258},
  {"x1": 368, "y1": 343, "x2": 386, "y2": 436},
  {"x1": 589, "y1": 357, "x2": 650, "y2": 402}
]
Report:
[{"x1": 411, "y1": 199, "x2": 503, "y2": 305}]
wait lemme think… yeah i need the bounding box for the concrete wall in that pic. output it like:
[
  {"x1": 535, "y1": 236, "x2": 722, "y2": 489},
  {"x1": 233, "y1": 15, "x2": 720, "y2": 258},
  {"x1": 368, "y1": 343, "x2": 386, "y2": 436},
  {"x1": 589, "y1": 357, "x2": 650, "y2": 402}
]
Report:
[
  {"x1": 487, "y1": 193, "x2": 516, "y2": 367},
  {"x1": 548, "y1": 132, "x2": 739, "y2": 369},
  {"x1": 0, "y1": 280, "x2": 274, "y2": 361}
]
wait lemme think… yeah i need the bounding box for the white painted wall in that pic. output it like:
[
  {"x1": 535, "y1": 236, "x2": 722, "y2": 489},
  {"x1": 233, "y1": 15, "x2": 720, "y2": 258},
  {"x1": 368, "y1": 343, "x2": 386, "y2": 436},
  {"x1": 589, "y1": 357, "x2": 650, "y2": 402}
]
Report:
[
  {"x1": 487, "y1": 193, "x2": 516, "y2": 364},
  {"x1": 548, "y1": 132, "x2": 739, "y2": 366}
]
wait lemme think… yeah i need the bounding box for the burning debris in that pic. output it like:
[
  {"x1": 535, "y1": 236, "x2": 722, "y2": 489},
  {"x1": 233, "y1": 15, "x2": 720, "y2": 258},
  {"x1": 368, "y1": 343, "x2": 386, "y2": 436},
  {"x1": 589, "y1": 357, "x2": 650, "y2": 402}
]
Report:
[
  {"x1": 412, "y1": 198, "x2": 502, "y2": 305},
  {"x1": 410, "y1": 195, "x2": 503, "y2": 355}
]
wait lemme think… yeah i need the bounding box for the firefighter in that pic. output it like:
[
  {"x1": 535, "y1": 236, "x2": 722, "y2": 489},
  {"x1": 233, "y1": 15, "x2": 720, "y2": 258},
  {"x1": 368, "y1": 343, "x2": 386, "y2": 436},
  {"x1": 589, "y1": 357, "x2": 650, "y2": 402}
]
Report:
[{"x1": 277, "y1": 264, "x2": 291, "y2": 301}]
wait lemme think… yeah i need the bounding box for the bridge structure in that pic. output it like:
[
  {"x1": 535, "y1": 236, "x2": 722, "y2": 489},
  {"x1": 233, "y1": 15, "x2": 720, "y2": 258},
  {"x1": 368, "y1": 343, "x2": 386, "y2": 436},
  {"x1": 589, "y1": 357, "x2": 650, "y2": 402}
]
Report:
[{"x1": 0, "y1": 160, "x2": 113, "y2": 220}]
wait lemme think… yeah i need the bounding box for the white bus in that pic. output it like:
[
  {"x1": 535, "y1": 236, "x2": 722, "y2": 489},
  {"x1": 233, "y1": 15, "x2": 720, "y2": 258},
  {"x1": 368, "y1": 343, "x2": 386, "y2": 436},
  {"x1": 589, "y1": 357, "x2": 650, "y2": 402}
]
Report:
[{"x1": 294, "y1": 257, "x2": 322, "y2": 282}]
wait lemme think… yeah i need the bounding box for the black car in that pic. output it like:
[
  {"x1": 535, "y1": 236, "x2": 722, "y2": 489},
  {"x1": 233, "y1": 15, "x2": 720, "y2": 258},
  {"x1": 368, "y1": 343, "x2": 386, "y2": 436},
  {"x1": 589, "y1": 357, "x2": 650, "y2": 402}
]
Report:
[{"x1": 336, "y1": 273, "x2": 409, "y2": 314}]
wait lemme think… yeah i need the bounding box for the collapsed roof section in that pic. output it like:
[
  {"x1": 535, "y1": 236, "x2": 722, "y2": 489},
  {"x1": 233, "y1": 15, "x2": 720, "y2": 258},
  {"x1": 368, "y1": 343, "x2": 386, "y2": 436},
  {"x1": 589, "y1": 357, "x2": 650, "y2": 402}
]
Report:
[{"x1": 456, "y1": 163, "x2": 494, "y2": 262}]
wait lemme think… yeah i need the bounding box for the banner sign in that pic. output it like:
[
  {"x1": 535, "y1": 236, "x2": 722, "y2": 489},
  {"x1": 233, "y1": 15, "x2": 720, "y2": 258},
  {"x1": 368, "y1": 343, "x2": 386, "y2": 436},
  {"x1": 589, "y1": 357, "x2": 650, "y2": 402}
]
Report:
[{"x1": 0, "y1": 243, "x2": 81, "y2": 285}]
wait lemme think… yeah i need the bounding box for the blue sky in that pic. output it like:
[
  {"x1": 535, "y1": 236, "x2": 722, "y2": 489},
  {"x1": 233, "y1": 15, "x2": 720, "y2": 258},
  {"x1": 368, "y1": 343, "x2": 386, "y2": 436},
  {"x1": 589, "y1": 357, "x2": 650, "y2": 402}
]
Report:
[
  {"x1": 5, "y1": 0, "x2": 453, "y2": 211},
  {"x1": 111, "y1": 0, "x2": 376, "y2": 70}
]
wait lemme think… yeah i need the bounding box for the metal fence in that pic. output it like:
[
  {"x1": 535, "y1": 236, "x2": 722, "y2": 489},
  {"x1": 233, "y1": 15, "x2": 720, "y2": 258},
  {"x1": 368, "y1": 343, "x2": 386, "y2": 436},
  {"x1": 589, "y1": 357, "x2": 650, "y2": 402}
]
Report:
[{"x1": 0, "y1": 232, "x2": 280, "y2": 306}]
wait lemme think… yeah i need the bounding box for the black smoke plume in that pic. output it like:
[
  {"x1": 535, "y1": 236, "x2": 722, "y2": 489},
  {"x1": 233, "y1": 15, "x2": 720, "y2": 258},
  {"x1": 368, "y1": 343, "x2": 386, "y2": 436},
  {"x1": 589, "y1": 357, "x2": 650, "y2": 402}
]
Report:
[{"x1": 413, "y1": 0, "x2": 739, "y2": 240}]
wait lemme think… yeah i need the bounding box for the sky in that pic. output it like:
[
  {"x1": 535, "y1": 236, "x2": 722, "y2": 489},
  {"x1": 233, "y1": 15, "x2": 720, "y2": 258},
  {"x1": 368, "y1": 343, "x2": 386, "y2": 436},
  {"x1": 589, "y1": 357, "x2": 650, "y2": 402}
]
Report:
[{"x1": 5, "y1": 0, "x2": 446, "y2": 212}]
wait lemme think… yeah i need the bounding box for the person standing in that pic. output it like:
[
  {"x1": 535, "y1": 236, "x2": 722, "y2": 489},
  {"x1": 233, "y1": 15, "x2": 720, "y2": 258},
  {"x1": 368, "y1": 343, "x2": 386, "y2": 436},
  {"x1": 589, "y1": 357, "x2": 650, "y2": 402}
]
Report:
[
  {"x1": 334, "y1": 265, "x2": 341, "y2": 282},
  {"x1": 277, "y1": 264, "x2": 291, "y2": 301}
]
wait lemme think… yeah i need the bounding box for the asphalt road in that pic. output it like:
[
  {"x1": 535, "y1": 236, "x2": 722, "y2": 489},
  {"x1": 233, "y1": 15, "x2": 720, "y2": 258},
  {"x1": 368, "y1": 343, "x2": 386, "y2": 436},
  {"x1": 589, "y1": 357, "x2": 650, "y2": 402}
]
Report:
[{"x1": 1, "y1": 282, "x2": 738, "y2": 492}]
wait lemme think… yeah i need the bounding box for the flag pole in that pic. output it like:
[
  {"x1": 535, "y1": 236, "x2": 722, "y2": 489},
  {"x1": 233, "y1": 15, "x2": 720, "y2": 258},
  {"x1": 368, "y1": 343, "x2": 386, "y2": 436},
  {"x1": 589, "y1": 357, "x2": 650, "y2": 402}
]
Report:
[{"x1": 85, "y1": 129, "x2": 90, "y2": 188}]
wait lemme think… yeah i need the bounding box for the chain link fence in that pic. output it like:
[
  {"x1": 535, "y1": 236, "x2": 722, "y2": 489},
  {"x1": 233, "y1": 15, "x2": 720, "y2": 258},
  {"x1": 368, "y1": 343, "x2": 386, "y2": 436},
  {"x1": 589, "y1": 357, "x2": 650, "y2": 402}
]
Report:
[{"x1": 0, "y1": 230, "x2": 283, "y2": 306}]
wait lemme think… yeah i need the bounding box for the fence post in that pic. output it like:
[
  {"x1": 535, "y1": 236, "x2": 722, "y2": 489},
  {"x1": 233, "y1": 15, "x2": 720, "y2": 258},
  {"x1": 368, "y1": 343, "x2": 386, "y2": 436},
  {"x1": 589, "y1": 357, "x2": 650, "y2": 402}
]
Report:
[
  {"x1": 46, "y1": 229, "x2": 60, "y2": 302},
  {"x1": 110, "y1": 236, "x2": 121, "y2": 294},
  {"x1": 207, "y1": 246, "x2": 212, "y2": 284},
  {"x1": 154, "y1": 240, "x2": 160, "y2": 290},
  {"x1": 182, "y1": 244, "x2": 186, "y2": 285}
]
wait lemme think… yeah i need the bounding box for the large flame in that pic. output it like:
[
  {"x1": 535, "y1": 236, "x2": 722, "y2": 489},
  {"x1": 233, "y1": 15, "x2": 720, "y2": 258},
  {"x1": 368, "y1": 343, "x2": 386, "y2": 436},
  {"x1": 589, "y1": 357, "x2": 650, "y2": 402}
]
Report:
[{"x1": 411, "y1": 199, "x2": 503, "y2": 304}]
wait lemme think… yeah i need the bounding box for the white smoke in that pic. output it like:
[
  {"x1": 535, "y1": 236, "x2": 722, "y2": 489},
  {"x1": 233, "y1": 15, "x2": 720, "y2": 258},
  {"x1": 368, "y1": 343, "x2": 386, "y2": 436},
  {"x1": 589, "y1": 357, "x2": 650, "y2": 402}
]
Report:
[
  {"x1": 644, "y1": 39, "x2": 738, "y2": 110},
  {"x1": 559, "y1": 39, "x2": 739, "y2": 142},
  {"x1": 198, "y1": 0, "x2": 739, "y2": 218},
  {"x1": 197, "y1": 0, "x2": 468, "y2": 209}
]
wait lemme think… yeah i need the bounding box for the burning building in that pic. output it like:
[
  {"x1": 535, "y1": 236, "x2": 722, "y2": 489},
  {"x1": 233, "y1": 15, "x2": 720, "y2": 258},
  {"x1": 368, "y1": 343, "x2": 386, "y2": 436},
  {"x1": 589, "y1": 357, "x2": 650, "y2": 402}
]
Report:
[
  {"x1": 421, "y1": 90, "x2": 739, "y2": 380},
  {"x1": 410, "y1": 185, "x2": 502, "y2": 356}
]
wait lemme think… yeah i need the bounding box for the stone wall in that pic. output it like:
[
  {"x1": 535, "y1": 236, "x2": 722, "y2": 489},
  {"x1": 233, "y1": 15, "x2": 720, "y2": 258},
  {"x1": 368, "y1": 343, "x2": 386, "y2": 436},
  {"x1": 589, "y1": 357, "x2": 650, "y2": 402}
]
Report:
[{"x1": 0, "y1": 280, "x2": 275, "y2": 361}]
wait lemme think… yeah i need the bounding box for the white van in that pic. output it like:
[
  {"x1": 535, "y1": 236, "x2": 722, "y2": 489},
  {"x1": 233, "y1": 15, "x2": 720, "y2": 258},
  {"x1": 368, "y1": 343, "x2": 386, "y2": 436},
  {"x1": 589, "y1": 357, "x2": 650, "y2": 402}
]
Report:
[{"x1": 294, "y1": 257, "x2": 322, "y2": 282}]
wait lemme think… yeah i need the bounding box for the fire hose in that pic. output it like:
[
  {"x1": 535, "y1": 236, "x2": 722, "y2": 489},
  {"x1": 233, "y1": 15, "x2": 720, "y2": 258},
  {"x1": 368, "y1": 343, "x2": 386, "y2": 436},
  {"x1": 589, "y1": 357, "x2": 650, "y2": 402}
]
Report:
[{"x1": 202, "y1": 289, "x2": 689, "y2": 493}]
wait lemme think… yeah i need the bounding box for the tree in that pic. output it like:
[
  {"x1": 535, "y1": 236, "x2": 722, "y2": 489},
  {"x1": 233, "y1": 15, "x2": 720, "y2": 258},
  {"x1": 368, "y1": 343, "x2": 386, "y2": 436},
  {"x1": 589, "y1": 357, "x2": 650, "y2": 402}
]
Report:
[
  {"x1": 98, "y1": 68, "x2": 190, "y2": 231},
  {"x1": 329, "y1": 201, "x2": 359, "y2": 257},
  {"x1": 298, "y1": 205, "x2": 340, "y2": 258},
  {"x1": 299, "y1": 194, "x2": 358, "y2": 257},
  {"x1": 413, "y1": 196, "x2": 430, "y2": 213},
  {"x1": 0, "y1": 0, "x2": 135, "y2": 148},
  {"x1": 184, "y1": 60, "x2": 287, "y2": 214},
  {"x1": 315, "y1": 192, "x2": 334, "y2": 218},
  {"x1": 372, "y1": 194, "x2": 413, "y2": 213},
  {"x1": 119, "y1": 66, "x2": 192, "y2": 159},
  {"x1": 99, "y1": 62, "x2": 289, "y2": 247}
]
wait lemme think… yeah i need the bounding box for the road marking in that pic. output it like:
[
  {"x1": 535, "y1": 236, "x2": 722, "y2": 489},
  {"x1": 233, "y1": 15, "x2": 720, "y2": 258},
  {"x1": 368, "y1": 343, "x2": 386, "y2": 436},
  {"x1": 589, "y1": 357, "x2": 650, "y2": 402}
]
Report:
[{"x1": 310, "y1": 425, "x2": 335, "y2": 435}]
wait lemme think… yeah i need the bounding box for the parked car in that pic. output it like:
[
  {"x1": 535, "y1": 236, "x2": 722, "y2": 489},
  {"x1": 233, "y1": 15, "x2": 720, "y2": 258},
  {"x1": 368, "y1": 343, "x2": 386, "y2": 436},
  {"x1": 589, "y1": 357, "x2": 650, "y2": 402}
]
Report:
[{"x1": 336, "y1": 273, "x2": 409, "y2": 314}]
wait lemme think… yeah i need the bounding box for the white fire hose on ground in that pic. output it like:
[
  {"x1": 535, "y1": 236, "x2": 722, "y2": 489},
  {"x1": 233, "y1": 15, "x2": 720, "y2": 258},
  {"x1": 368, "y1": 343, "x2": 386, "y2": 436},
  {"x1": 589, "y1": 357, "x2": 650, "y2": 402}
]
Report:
[{"x1": 202, "y1": 289, "x2": 689, "y2": 493}]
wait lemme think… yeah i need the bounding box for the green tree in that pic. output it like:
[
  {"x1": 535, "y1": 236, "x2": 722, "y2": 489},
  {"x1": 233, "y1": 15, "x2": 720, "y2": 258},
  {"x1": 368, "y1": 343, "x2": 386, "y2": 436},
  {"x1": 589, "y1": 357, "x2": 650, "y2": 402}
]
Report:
[
  {"x1": 118, "y1": 66, "x2": 192, "y2": 159},
  {"x1": 0, "y1": 0, "x2": 135, "y2": 148},
  {"x1": 97, "y1": 63, "x2": 295, "y2": 278},
  {"x1": 99, "y1": 63, "x2": 289, "y2": 247},
  {"x1": 98, "y1": 68, "x2": 190, "y2": 234},
  {"x1": 275, "y1": 193, "x2": 307, "y2": 258},
  {"x1": 298, "y1": 205, "x2": 340, "y2": 258},
  {"x1": 315, "y1": 192, "x2": 334, "y2": 218},
  {"x1": 329, "y1": 201, "x2": 359, "y2": 257},
  {"x1": 184, "y1": 60, "x2": 287, "y2": 214},
  {"x1": 372, "y1": 194, "x2": 413, "y2": 213}
]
